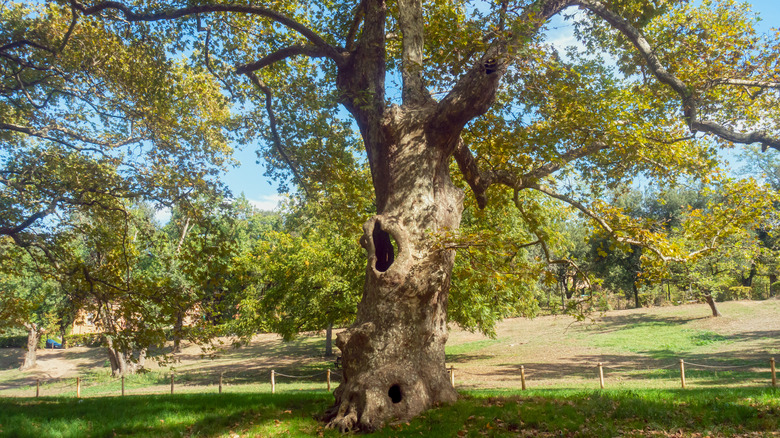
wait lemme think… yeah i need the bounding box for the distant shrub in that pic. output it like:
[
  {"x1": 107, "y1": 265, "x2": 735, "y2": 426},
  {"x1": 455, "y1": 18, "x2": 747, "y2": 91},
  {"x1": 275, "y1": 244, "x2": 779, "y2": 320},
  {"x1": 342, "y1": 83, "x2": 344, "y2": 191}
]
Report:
[
  {"x1": 0, "y1": 334, "x2": 50, "y2": 349},
  {"x1": 0, "y1": 336, "x2": 28, "y2": 348},
  {"x1": 67, "y1": 333, "x2": 103, "y2": 347}
]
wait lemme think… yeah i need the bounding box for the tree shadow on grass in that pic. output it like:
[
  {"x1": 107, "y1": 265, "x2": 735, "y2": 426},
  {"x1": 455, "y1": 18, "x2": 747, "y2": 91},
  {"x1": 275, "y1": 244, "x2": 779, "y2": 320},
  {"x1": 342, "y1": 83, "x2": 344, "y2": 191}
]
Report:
[
  {"x1": 577, "y1": 312, "x2": 710, "y2": 334},
  {"x1": 0, "y1": 388, "x2": 777, "y2": 437},
  {"x1": 0, "y1": 392, "x2": 334, "y2": 438},
  {"x1": 0, "y1": 348, "x2": 22, "y2": 371},
  {"x1": 490, "y1": 350, "x2": 777, "y2": 388},
  {"x1": 445, "y1": 353, "x2": 492, "y2": 364}
]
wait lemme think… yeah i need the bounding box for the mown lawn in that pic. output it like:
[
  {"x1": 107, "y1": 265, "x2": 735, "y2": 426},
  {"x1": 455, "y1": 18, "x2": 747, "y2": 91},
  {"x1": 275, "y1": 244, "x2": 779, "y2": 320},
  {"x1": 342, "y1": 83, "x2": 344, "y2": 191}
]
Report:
[{"x1": 0, "y1": 387, "x2": 777, "y2": 437}]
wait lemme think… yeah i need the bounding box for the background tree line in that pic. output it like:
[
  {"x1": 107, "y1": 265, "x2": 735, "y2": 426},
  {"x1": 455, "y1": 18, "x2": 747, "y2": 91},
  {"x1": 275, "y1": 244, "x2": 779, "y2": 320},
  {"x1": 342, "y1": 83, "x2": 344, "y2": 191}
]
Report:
[
  {"x1": 2, "y1": 0, "x2": 780, "y2": 428},
  {"x1": 3, "y1": 149, "x2": 778, "y2": 372}
]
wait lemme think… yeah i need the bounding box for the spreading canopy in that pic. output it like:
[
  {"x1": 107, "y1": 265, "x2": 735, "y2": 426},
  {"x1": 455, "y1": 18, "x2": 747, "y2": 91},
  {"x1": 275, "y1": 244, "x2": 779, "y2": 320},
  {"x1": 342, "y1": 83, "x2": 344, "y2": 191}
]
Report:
[
  {"x1": 3, "y1": 0, "x2": 780, "y2": 430},
  {"x1": 37, "y1": 0, "x2": 776, "y2": 226}
]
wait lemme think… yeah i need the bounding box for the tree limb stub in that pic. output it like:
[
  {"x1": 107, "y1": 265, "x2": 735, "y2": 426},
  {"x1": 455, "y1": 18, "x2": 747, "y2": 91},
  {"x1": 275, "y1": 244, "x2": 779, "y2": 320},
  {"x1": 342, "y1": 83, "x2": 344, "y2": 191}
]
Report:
[{"x1": 430, "y1": 0, "x2": 574, "y2": 152}]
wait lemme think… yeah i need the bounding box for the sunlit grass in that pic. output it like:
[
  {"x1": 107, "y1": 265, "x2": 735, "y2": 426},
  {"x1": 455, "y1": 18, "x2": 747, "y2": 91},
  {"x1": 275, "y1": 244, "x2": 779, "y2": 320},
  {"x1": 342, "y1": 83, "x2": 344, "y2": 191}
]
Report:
[{"x1": 0, "y1": 387, "x2": 777, "y2": 437}]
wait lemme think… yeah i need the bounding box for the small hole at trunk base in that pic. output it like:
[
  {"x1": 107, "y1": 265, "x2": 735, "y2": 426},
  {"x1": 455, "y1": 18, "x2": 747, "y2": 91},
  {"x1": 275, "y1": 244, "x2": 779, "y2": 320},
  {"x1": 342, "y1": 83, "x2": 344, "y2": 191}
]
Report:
[
  {"x1": 388, "y1": 384, "x2": 403, "y2": 404},
  {"x1": 373, "y1": 223, "x2": 395, "y2": 272}
]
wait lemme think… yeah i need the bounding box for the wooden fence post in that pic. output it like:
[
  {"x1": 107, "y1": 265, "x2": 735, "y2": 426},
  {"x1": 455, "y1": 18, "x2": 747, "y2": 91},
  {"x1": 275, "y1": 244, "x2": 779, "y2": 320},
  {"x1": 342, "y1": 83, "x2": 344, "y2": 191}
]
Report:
[
  {"x1": 76, "y1": 377, "x2": 81, "y2": 398},
  {"x1": 121, "y1": 376, "x2": 125, "y2": 396},
  {"x1": 36, "y1": 379, "x2": 40, "y2": 398},
  {"x1": 771, "y1": 357, "x2": 776, "y2": 388},
  {"x1": 327, "y1": 369, "x2": 331, "y2": 392},
  {"x1": 219, "y1": 372, "x2": 223, "y2": 394},
  {"x1": 449, "y1": 366, "x2": 455, "y2": 388},
  {"x1": 170, "y1": 373, "x2": 175, "y2": 394},
  {"x1": 598, "y1": 363, "x2": 605, "y2": 389},
  {"x1": 679, "y1": 359, "x2": 686, "y2": 389},
  {"x1": 520, "y1": 365, "x2": 526, "y2": 390},
  {"x1": 271, "y1": 370, "x2": 275, "y2": 394}
]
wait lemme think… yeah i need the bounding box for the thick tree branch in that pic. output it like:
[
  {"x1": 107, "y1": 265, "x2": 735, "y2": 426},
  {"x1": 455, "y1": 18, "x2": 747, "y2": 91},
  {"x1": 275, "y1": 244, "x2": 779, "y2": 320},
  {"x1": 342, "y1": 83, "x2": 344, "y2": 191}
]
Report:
[
  {"x1": 0, "y1": 40, "x2": 55, "y2": 55},
  {"x1": 58, "y1": 6, "x2": 80, "y2": 54},
  {"x1": 531, "y1": 184, "x2": 718, "y2": 263},
  {"x1": 0, "y1": 199, "x2": 61, "y2": 237},
  {"x1": 0, "y1": 122, "x2": 141, "y2": 153},
  {"x1": 523, "y1": 141, "x2": 609, "y2": 181},
  {"x1": 1, "y1": 7, "x2": 79, "y2": 56},
  {"x1": 236, "y1": 44, "x2": 337, "y2": 74},
  {"x1": 70, "y1": 0, "x2": 342, "y2": 62},
  {"x1": 710, "y1": 78, "x2": 780, "y2": 89},
  {"x1": 430, "y1": 0, "x2": 574, "y2": 147},
  {"x1": 337, "y1": 0, "x2": 386, "y2": 119},
  {"x1": 396, "y1": 0, "x2": 431, "y2": 106},
  {"x1": 512, "y1": 189, "x2": 594, "y2": 290},
  {"x1": 454, "y1": 138, "x2": 608, "y2": 208},
  {"x1": 344, "y1": 0, "x2": 366, "y2": 52},
  {"x1": 453, "y1": 139, "x2": 519, "y2": 208},
  {"x1": 245, "y1": 71, "x2": 311, "y2": 198},
  {"x1": 576, "y1": 0, "x2": 780, "y2": 152}
]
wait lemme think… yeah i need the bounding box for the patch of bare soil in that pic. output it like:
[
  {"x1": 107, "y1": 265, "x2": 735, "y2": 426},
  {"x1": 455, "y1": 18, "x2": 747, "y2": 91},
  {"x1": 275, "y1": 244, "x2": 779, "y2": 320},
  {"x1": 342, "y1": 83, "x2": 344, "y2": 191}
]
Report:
[
  {"x1": 1, "y1": 299, "x2": 777, "y2": 394},
  {"x1": 148, "y1": 332, "x2": 333, "y2": 377},
  {"x1": 447, "y1": 300, "x2": 780, "y2": 390},
  {"x1": 0, "y1": 346, "x2": 108, "y2": 391}
]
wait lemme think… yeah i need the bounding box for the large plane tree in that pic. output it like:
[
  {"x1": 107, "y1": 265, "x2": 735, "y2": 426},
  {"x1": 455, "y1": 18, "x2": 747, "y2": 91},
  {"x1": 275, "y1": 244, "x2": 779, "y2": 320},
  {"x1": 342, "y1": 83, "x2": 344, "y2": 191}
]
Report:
[{"x1": 4, "y1": 0, "x2": 780, "y2": 431}]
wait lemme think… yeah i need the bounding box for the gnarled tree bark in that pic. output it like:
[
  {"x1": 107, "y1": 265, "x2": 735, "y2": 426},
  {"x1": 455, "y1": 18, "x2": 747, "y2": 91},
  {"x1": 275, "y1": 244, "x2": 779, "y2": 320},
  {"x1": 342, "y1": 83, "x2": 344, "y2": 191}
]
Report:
[
  {"x1": 704, "y1": 293, "x2": 722, "y2": 317},
  {"x1": 105, "y1": 336, "x2": 147, "y2": 376},
  {"x1": 72, "y1": 0, "x2": 780, "y2": 431},
  {"x1": 323, "y1": 0, "x2": 572, "y2": 430},
  {"x1": 324, "y1": 105, "x2": 464, "y2": 431},
  {"x1": 19, "y1": 322, "x2": 43, "y2": 371}
]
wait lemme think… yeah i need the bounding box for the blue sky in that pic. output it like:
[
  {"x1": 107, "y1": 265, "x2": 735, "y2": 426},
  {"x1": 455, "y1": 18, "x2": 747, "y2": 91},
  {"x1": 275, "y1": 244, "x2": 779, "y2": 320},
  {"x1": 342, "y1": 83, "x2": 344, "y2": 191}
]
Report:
[{"x1": 221, "y1": 0, "x2": 779, "y2": 211}]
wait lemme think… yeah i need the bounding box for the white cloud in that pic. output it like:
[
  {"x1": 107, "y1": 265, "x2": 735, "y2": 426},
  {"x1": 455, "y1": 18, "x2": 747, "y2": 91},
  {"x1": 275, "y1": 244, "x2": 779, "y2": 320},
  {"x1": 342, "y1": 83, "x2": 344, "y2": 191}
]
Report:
[
  {"x1": 154, "y1": 207, "x2": 172, "y2": 224},
  {"x1": 248, "y1": 194, "x2": 285, "y2": 211}
]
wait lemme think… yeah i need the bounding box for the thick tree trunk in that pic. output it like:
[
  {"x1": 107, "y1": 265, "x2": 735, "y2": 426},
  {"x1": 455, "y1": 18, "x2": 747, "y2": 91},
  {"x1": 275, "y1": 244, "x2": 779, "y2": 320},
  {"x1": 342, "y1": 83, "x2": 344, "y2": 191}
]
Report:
[
  {"x1": 741, "y1": 264, "x2": 757, "y2": 287},
  {"x1": 172, "y1": 311, "x2": 184, "y2": 354},
  {"x1": 325, "y1": 107, "x2": 461, "y2": 431},
  {"x1": 60, "y1": 326, "x2": 68, "y2": 349},
  {"x1": 325, "y1": 322, "x2": 334, "y2": 357},
  {"x1": 633, "y1": 282, "x2": 640, "y2": 308},
  {"x1": 571, "y1": 274, "x2": 579, "y2": 299},
  {"x1": 105, "y1": 336, "x2": 145, "y2": 376},
  {"x1": 19, "y1": 323, "x2": 41, "y2": 371},
  {"x1": 704, "y1": 294, "x2": 722, "y2": 317}
]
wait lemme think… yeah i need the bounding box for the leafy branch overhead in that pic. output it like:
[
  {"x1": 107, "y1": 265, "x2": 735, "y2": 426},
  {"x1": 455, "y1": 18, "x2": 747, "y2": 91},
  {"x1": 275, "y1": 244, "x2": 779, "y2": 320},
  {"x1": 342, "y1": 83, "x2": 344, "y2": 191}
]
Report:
[
  {"x1": 2, "y1": 0, "x2": 779, "y2": 431},
  {"x1": 54, "y1": 0, "x2": 776, "y2": 231}
]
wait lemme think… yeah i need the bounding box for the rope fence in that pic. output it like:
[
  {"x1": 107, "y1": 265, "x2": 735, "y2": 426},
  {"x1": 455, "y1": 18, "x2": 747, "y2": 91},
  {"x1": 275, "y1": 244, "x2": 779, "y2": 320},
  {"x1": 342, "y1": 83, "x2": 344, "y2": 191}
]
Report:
[
  {"x1": 448, "y1": 357, "x2": 777, "y2": 391},
  {"x1": 9, "y1": 356, "x2": 777, "y2": 398}
]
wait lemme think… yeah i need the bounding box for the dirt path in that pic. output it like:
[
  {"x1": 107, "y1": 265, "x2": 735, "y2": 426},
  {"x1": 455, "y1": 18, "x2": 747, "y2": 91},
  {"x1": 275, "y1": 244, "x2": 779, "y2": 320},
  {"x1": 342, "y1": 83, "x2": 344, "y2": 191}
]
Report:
[{"x1": 1, "y1": 299, "x2": 777, "y2": 394}]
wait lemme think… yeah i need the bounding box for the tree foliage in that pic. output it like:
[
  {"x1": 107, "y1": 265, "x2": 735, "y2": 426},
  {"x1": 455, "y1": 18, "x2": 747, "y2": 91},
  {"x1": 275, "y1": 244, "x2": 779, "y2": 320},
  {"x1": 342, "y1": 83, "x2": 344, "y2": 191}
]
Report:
[{"x1": 2, "y1": 0, "x2": 780, "y2": 429}]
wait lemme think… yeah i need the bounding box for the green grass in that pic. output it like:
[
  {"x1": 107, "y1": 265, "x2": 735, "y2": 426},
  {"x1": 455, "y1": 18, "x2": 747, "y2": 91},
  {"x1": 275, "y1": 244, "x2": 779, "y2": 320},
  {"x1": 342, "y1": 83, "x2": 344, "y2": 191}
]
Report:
[
  {"x1": 445, "y1": 339, "x2": 502, "y2": 361},
  {"x1": 1, "y1": 301, "x2": 777, "y2": 435},
  {"x1": 587, "y1": 322, "x2": 733, "y2": 359},
  {"x1": 0, "y1": 388, "x2": 777, "y2": 437}
]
